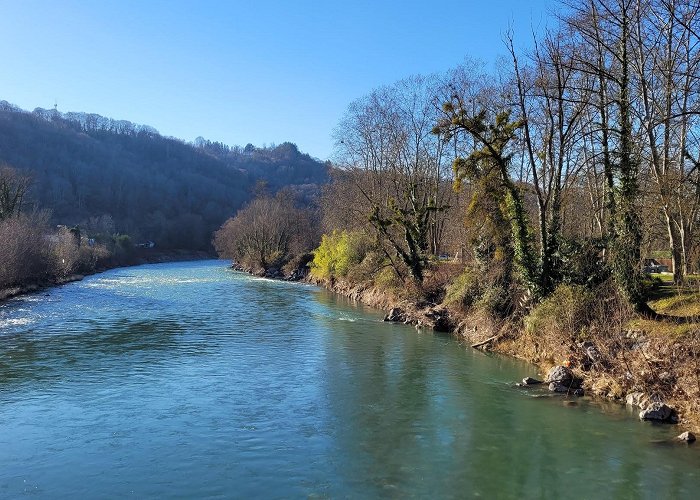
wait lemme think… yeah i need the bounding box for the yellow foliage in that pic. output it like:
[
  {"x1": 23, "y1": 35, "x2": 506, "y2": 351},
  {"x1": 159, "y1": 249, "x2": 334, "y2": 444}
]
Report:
[{"x1": 309, "y1": 230, "x2": 370, "y2": 281}]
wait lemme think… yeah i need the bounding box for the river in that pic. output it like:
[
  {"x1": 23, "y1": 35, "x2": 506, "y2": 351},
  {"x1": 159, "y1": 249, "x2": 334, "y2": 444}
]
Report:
[{"x1": 0, "y1": 260, "x2": 698, "y2": 498}]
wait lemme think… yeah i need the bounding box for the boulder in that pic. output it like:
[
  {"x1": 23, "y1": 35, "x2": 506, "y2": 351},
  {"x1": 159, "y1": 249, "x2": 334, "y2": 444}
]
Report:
[
  {"x1": 424, "y1": 308, "x2": 451, "y2": 332},
  {"x1": 384, "y1": 307, "x2": 405, "y2": 323},
  {"x1": 639, "y1": 402, "x2": 678, "y2": 423},
  {"x1": 626, "y1": 392, "x2": 662, "y2": 410},
  {"x1": 549, "y1": 382, "x2": 569, "y2": 393},
  {"x1": 548, "y1": 382, "x2": 584, "y2": 395},
  {"x1": 522, "y1": 377, "x2": 542, "y2": 386},
  {"x1": 677, "y1": 431, "x2": 696, "y2": 443},
  {"x1": 545, "y1": 365, "x2": 573, "y2": 384}
]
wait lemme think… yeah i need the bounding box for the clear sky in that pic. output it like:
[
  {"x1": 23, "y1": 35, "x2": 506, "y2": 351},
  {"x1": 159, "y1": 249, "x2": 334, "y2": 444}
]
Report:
[{"x1": 0, "y1": 0, "x2": 553, "y2": 160}]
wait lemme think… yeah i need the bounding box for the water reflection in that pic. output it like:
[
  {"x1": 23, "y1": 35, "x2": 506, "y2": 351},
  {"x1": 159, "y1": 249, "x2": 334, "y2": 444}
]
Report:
[{"x1": 314, "y1": 291, "x2": 700, "y2": 498}]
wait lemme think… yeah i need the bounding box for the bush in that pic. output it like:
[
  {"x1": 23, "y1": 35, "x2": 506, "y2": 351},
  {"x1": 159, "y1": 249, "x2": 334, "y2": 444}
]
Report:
[
  {"x1": 0, "y1": 212, "x2": 52, "y2": 287},
  {"x1": 525, "y1": 284, "x2": 595, "y2": 343},
  {"x1": 373, "y1": 265, "x2": 403, "y2": 291},
  {"x1": 347, "y1": 250, "x2": 386, "y2": 283},
  {"x1": 443, "y1": 269, "x2": 483, "y2": 309},
  {"x1": 51, "y1": 227, "x2": 82, "y2": 277},
  {"x1": 558, "y1": 238, "x2": 608, "y2": 287},
  {"x1": 213, "y1": 193, "x2": 316, "y2": 272},
  {"x1": 309, "y1": 230, "x2": 371, "y2": 281}
]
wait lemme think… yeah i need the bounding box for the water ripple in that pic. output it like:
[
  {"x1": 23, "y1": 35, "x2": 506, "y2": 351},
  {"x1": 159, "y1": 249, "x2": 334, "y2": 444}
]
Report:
[{"x1": 0, "y1": 260, "x2": 699, "y2": 498}]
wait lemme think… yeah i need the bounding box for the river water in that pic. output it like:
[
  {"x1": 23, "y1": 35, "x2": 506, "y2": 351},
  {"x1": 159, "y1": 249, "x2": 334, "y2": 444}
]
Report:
[{"x1": 0, "y1": 260, "x2": 698, "y2": 498}]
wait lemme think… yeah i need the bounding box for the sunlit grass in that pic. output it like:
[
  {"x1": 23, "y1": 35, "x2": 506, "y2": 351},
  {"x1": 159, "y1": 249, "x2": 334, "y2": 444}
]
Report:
[
  {"x1": 650, "y1": 272, "x2": 673, "y2": 282},
  {"x1": 629, "y1": 318, "x2": 700, "y2": 337},
  {"x1": 649, "y1": 292, "x2": 700, "y2": 317},
  {"x1": 637, "y1": 276, "x2": 700, "y2": 337}
]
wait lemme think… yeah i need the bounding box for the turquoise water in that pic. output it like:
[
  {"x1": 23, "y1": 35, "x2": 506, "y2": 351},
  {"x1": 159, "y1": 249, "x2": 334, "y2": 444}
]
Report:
[{"x1": 0, "y1": 260, "x2": 698, "y2": 498}]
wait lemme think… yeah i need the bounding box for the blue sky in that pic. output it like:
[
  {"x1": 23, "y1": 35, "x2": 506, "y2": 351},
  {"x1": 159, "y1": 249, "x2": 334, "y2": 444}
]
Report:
[{"x1": 0, "y1": 0, "x2": 553, "y2": 160}]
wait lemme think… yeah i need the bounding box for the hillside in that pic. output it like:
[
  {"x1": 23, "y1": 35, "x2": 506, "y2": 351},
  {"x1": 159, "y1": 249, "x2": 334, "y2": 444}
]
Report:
[{"x1": 0, "y1": 101, "x2": 329, "y2": 250}]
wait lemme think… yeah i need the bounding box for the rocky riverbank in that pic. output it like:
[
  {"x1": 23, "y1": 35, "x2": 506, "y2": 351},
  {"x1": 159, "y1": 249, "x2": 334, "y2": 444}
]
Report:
[
  {"x1": 305, "y1": 276, "x2": 700, "y2": 439},
  {"x1": 214, "y1": 262, "x2": 700, "y2": 439}
]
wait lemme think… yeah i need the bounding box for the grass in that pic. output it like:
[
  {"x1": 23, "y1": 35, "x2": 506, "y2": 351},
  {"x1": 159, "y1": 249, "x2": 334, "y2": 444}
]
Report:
[
  {"x1": 649, "y1": 292, "x2": 700, "y2": 317},
  {"x1": 633, "y1": 274, "x2": 700, "y2": 337},
  {"x1": 629, "y1": 318, "x2": 700, "y2": 338},
  {"x1": 646, "y1": 272, "x2": 700, "y2": 303}
]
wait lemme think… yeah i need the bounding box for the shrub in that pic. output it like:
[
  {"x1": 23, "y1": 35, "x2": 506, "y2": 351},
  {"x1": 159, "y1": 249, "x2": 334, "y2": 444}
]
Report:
[
  {"x1": 373, "y1": 265, "x2": 403, "y2": 291},
  {"x1": 309, "y1": 230, "x2": 371, "y2": 281},
  {"x1": 51, "y1": 227, "x2": 81, "y2": 277},
  {"x1": 0, "y1": 212, "x2": 51, "y2": 287},
  {"x1": 525, "y1": 284, "x2": 595, "y2": 343},
  {"x1": 347, "y1": 250, "x2": 386, "y2": 283},
  {"x1": 443, "y1": 269, "x2": 483, "y2": 309},
  {"x1": 213, "y1": 193, "x2": 316, "y2": 272}
]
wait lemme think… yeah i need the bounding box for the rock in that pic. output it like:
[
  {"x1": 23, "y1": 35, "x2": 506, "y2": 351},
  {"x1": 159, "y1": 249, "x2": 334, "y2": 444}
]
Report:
[
  {"x1": 549, "y1": 382, "x2": 570, "y2": 393},
  {"x1": 522, "y1": 377, "x2": 542, "y2": 385},
  {"x1": 626, "y1": 392, "x2": 662, "y2": 410},
  {"x1": 586, "y1": 345, "x2": 603, "y2": 364},
  {"x1": 384, "y1": 307, "x2": 405, "y2": 323},
  {"x1": 548, "y1": 382, "x2": 584, "y2": 396},
  {"x1": 424, "y1": 307, "x2": 451, "y2": 332},
  {"x1": 545, "y1": 365, "x2": 573, "y2": 384},
  {"x1": 639, "y1": 402, "x2": 678, "y2": 423},
  {"x1": 677, "y1": 431, "x2": 696, "y2": 443}
]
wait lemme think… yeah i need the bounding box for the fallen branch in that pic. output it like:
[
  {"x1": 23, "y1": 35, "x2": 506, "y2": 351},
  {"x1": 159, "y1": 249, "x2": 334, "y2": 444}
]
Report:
[{"x1": 472, "y1": 334, "x2": 500, "y2": 349}]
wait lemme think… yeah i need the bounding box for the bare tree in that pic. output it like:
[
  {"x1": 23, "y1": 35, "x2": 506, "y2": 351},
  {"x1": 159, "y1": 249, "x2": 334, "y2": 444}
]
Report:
[
  {"x1": 0, "y1": 165, "x2": 30, "y2": 220},
  {"x1": 213, "y1": 192, "x2": 314, "y2": 272},
  {"x1": 333, "y1": 75, "x2": 454, "y2": 282},
  {"x1": 630, "y1": 0, "x2": 700, "y2": 282},
  {"x1": 506, "y1": 29, "x2": 592, "y2": 294},
  {"x1": 562, "y1": 0, "x2": 648, "y2": 309}
]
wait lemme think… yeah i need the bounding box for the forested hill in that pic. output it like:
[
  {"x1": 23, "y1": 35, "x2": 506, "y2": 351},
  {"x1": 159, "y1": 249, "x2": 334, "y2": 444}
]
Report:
[{"x1": 0, "y1": 101, "x2": 329, "y2": 250}]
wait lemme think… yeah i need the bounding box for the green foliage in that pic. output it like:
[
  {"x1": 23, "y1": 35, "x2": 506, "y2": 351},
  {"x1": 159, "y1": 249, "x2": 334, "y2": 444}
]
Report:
[
  {"x1": 476, "y1": 283, "x2": 513, "y2": 318},
  {"x1": 309, "y1": 230, "x2": 371, "y2": 281},
  {"x1": 650, "y1": 250, "x2": 672, "y2": 260},
  {"x1": 503, "y1": 187, "x2": 540, "y2": 297},
  {"x1": 113, "y1": 234, "x2": 134, "y2": 259},
  {"x1": 368, "y1": 183, "x2": 447, "y2": 283},
  {"x1": 373, "y1": 265, "x2": 402, "y2": 290},
  {"x1": 439, "y1": 108, "x2": 540, "y2": 299},
  {"x1": 114, "y1": 234, "x2": 133, "y2": 251},
  {"x1": 611, "y1": 202, "x2": 645, "y2": 309},
  {"x1": 346, "y1": 250, "x2": 386, "y2": 283},
  {"x1": 525, "y1": 284, "x2": 595, "y2": 340},
  {"x1": 443, "y1": 269, "x2": 483, "y2": 309},
  {"x1": 558, "y1": 238, "x2": 608, "y2": 287}
]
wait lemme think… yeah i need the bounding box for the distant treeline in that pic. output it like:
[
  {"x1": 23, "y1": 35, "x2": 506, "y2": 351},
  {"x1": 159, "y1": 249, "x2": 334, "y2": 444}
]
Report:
[{"x1": 0, "y1": 101, "x2": 329, "y2": 250}]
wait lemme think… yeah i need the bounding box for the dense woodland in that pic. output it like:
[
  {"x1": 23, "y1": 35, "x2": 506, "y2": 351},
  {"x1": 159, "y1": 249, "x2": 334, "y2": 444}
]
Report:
[{"x1": 0, "y1": 101, "x2": 328, "y2": 289}]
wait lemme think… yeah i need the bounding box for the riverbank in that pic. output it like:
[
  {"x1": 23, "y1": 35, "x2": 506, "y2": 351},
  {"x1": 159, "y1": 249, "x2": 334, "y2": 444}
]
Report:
[
  {"x1": 301, "y1": 273, "x2": 700, "y2": 436},
  {"x1": 0, "y1": 249, "x2": 214, "y2": 304}
]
